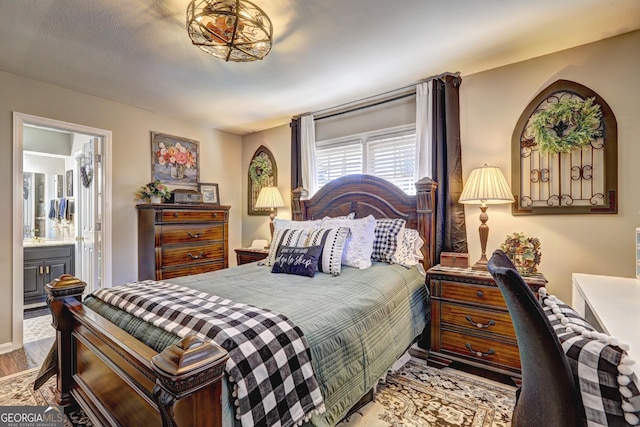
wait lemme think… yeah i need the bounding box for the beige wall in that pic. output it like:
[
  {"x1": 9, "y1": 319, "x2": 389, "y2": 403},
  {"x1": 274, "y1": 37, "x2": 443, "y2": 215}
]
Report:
[
  {"x1": 1, "y1": 71, "x2": 243, "y2": 346},
  {"x1": 460, "y1": 30, "x2": 640, "y2": 302},
  {"x1": 2, "y1": 30, "x2": 638, "y2": 347},
  {"x1": 241, "y1": 31, "x2": 640, "y2": 304},
  {"x1": 241, "y1": 125, "x2": 292, "y2": 247}
]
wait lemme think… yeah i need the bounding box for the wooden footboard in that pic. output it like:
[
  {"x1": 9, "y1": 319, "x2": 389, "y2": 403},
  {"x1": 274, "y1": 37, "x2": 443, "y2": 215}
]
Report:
[{"x1": 46, "y1": 275, "x2": 229, "y2": 427}]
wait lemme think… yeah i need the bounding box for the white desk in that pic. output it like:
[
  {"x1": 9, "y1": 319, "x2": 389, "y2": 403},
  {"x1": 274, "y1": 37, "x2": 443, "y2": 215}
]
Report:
[{"x1": 572, "y1": 273, "x2": 640, "y2": 379}]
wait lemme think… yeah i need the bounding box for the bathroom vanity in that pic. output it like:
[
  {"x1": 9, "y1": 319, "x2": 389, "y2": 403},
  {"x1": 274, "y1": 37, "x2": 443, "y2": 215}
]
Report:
[{"x1": 24, "y1": 242, "x2": 75, "y2": 307}]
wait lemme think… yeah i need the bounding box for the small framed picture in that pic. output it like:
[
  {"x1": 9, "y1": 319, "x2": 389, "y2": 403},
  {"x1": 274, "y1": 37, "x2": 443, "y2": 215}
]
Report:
[
  {"x1": 66, "y1": 169, "x2": 74, "y2": 197},
  {"x1": 198, "y1": 183, "x2": 220, "y2": 205}
]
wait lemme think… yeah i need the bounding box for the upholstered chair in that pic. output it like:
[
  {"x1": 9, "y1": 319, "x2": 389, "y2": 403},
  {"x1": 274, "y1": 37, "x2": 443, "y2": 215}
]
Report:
[{"x1": 487, "y1": 250, "x2": 587, "y2": 427}]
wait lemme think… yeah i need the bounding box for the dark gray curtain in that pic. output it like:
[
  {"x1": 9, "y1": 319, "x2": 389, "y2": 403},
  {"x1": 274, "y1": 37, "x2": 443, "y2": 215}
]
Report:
[
  {"x1": 432, "y1": 75, "x2": 468, "y2": 262},
  {"x1": 290, "y1": 117, "x2": 302, "y2": 192}
]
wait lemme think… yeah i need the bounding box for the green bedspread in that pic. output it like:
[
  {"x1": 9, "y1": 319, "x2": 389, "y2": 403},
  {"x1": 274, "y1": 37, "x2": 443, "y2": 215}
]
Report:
[{"x1": 83, "y1": 261, "x2": 429, "y2": 426}]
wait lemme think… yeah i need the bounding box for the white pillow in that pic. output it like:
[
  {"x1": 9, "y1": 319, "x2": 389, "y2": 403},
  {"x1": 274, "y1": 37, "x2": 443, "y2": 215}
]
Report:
[
  {"x1": 321, "y1": 215, "x2": 376, "y2": 269},
  {"x1": 272, "y1": 218, "x2": 321, "y2": 233},
  {"x1": 322, "y1": 212, "x2": 355, "y2": 220},
  {"x1": 391, "y1": 228, "x2": 424, "y2": 268}
]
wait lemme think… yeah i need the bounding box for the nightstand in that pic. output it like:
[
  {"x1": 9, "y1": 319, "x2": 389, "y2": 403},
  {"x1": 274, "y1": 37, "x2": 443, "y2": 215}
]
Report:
[
  {"x1": 235, "y1": 247, "x2": 269, "y2": 265},
  {"x1": 427, "y1": 265, "x2": 546, "y2": 382}
]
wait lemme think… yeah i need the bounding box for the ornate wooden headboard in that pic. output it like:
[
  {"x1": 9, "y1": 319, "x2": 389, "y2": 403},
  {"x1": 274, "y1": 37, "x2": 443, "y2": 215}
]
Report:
[{"x1": 291, "y1": 174, "x2": 437, "y2": 270}]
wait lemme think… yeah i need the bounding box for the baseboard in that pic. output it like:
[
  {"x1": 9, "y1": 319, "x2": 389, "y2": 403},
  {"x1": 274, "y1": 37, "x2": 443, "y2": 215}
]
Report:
[{"x1": 0, "y1": 341, "x2": 16, "y2": 355}]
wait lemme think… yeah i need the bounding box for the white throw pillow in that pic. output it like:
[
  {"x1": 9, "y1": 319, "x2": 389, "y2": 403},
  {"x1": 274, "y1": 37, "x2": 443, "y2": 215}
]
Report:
[
  {"x1": 391, "y1": 228, "x2": 424, "y2": 268},
  {"x1": 321, "y1": 215, "x2": 376, "y2": 269},
  {"x1": 272, "y1": 218, "x2": 321, "y2": 234}
]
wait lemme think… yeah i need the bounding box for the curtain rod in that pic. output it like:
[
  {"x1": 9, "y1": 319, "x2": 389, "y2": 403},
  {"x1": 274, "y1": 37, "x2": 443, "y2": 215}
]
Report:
[{"x1": 295, "y1": 71, "x2": 459, "y2": 121}]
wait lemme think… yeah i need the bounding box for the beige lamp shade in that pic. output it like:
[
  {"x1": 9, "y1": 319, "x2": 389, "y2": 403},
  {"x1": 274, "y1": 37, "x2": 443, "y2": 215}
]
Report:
[
  {"x1": 255, "y1": 186, "x2": 285, "y2": 209},
  {"x1": 256, "y1": 186, "x2": 284, "y2": 239},
  {"x1": 460, "y1": 164, "x2": 513, "y2": 270},
  {"x1": 459, "y1": 164, "x2": 514, "y2": 205}
]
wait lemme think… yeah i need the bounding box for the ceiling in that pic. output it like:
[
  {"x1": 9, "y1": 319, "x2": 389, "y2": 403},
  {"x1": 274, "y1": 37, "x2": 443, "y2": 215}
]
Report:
[{"x1": 1, "y1": 1, "x2": 639, "y2": 136}]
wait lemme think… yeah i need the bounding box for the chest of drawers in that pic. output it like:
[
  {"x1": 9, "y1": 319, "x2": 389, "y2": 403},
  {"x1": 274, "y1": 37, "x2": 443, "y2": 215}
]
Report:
[
  {"x1": 427, "y1": 265, "x2": 546, "y2": 381},
  {"x1": 137, "y1": 204, "x2": 230, "y2": 280}
]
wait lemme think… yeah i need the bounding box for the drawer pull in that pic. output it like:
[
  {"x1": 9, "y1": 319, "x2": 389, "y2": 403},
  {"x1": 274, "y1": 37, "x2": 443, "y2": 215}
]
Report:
[
  {"x1": 173, "y1": 213, "x2": 179, "y2": 218},
  {"x1": 465, "y1": 343, "x2": 495, "y2": 358},
  {"x1": 187, "y1": 232, "x2": 202, "y2": 239},
  {"x1": 476, "y1": 290, "x2": 484, "y2": 298},
  {"x1": 187, "y1": 252, "x2": 205, "y2": 260},
  {"x1": 465, "y1": 315, "x2": 495, "y2": 329}
]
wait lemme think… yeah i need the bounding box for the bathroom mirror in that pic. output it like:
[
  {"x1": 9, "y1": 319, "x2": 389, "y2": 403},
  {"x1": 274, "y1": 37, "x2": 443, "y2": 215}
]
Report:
[{"x1": 23, "y1": 172, "x2": 67, "y2": 239}]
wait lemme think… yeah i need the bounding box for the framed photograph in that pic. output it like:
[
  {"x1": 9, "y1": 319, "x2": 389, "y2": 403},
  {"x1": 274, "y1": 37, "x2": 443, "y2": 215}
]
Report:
[
  {"x1": 198, "y1": 183, "x2": 220, "y2": 205},
  {"x1": 151, "y1": 132, "x2": 199, "y2": 188},
  {"x1": 65, "y1": 169, "x2": 73, "y2": 197}
]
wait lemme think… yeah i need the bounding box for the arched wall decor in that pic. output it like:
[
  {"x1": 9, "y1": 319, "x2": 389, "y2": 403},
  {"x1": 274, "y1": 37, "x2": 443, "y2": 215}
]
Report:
[
  {"x1": 511, "y1": 79, "x2": 617, "y2": 215},
  {"x1": 248, "y1": 145, "x2": 278, "y2": 216}
]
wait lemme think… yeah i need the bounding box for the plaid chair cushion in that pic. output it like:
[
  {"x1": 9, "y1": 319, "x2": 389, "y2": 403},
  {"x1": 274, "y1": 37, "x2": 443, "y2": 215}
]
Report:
[{"x1": 539, "y1": 289, "x2": 640, "y2": 426}]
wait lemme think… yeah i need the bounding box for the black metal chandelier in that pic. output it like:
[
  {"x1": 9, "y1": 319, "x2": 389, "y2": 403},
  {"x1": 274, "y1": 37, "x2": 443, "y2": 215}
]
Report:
[{"x1": 186, "y1": 0, "x2": 273, "y2": 62}]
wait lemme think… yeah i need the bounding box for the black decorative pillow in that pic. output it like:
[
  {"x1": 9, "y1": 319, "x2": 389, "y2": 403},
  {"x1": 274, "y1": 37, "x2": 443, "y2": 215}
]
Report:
[
  {"x1": 271, "y1": 245, "x2": 322, "y2": 277},
  {"x1": 371, "y1": 218, "x2": 406, "y2": 263}
]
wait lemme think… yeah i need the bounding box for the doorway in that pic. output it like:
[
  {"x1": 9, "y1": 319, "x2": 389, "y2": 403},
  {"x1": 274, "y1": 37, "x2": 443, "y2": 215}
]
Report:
[{"x1": 12, "y1": 112, "x2": 112, "y2": 351}]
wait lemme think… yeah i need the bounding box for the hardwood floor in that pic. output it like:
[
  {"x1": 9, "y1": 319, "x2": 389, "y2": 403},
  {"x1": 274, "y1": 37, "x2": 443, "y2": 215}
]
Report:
[{"x1": 0, "y1": 337, "x2": 54, "y2": 377}]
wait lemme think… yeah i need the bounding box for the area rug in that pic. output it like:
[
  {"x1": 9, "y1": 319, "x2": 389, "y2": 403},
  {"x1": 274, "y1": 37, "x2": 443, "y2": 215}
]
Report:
[
  {"x1": 338, "y1": 360, "x2": 516, "y2": 427},
  {"x1": 0, "y1": 360, "x2": 515, "y2": 427},
  {"x1": 0, "y1": 368, "x2": 92, "y2": 426}
]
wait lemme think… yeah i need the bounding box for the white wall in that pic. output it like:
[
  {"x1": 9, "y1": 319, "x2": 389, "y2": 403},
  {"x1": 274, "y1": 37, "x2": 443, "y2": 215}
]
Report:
[
  {"x1": 460, "y1": 30, "x2": 640, "y2": 302},
  {"x1": 1, "y1": 70, "x2": 243, "y2": 346}
]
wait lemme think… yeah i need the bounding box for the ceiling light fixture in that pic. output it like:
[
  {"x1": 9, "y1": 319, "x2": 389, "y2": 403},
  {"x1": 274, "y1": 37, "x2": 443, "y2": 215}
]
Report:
[{"x1": 186, "y1": 0, "x2": 273, "y2": 62}]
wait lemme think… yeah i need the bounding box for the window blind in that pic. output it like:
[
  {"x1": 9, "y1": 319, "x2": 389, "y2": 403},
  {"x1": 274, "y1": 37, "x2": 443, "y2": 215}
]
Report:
[
  {"x1": 316, "y1": 139, "x2": 363, "y2": 188},
  {"x1": 315, "y1": 125, "x2": 416, "y2": 194},
  {"x1": 367, "y1": 129, "x2": 416, "y2": 193}
]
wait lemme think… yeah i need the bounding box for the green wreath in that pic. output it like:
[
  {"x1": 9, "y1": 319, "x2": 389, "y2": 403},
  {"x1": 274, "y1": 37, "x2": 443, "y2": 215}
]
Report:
[
  {"x1": 249, "y1": 155, "x2": 272, "y2": 186},
  {"x1": 530, "y1": 97, "x2": 602, "y2": 154}
]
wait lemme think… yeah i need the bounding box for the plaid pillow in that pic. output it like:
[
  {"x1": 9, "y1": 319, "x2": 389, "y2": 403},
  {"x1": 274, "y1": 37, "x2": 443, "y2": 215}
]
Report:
[
  {"x1": 371, "y1": 218, "x2": 406, "y2": 263},
  {"x1": 540, "y1": 289, "x2": 640, "y2": 426}
]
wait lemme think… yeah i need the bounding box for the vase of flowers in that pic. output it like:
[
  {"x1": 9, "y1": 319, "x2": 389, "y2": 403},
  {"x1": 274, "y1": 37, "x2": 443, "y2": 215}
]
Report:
[
  {"x1": 138, "y1": 180, "x2": 170, "y2": 203},
  {"x1": 500, "y1": 232, "x2": 542, "y2": 275},
  {"x1": 156, "y1": 142, "x2": 196, "y2": 181}
]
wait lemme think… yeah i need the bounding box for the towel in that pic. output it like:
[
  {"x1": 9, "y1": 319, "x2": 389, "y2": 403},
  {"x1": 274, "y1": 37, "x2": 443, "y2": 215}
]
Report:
[
  {"x1": 58, "y1": 198, "x2": 67, "y2": 221},
  {"x1": 48, "y1": 200, "x2": 58, "y2": 220}
]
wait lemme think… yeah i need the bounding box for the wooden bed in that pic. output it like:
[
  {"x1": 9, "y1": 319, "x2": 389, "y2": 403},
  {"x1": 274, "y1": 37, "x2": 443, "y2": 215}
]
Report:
[{"x1": 45, "y1": 174, "x2": 437, "y2": 427}]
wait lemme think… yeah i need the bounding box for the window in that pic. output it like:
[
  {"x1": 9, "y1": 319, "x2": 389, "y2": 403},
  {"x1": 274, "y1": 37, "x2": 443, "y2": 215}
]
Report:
[{"x1": 316, "y1": 124, "x2": 417, "y2": 194}]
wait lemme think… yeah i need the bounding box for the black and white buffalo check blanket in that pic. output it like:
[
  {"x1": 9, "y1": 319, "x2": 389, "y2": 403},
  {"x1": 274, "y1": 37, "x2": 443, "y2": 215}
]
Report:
[
  {"x1": 93, "y1": 281, "x2": 325, "y2": 427},
  {"x1": 540, "y1": 289, "x2": 640, "y2": 426}
]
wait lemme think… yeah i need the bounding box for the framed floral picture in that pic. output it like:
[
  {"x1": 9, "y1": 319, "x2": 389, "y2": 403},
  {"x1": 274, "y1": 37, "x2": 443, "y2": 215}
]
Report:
[
  {"x1": 198, "y1": 183, "x2": 220, "y2": 205},
  {"x1": 151, "y1": 132, "x2": 199, "y2": 188}
]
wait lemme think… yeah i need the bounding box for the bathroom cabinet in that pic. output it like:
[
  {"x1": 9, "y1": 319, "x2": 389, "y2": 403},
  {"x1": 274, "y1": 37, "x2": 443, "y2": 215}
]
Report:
[{"x1": 24, "y1": 244, "x2": 75, "y2": 306}]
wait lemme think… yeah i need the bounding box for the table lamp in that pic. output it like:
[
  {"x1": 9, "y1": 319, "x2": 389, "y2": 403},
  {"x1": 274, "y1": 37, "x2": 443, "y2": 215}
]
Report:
[
  {"x1": 459, "y1": 164, "x2": 514, "y2": 270},
  {"x1": 255, "y1": 186, "x2": 285, "y2": 237}
]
